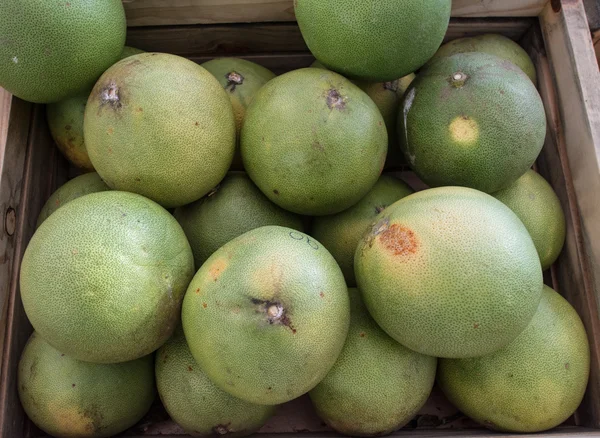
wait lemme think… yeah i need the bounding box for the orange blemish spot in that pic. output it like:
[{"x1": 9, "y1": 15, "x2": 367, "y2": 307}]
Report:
[
  {"x1": 209, "y1": 258, "x2": 228, "y2": 281},
  {"x1": 195, "y1": 288, "x2": 201, "y2": 295},
  {"x1": 108, "y1": 147, "x2": 113, "y2": 155},
  {"x1": 379, "y1": 224, "x2": 419, "y2": 256},
  {"x1": 359, "y1": 332, "x2": 366, "y2": 338},
  {"x1": 473, "y1": 323, "x2": 480, "y2": 329},
  {"x1": 136, "y1": 107, "x2": 143, "y2": 112},
  {"x1": 107, "y1": 127, "x2": 114, "y2": 135},
  {"x1": 202, "y1": 302, "x2": 207, "y2": 308},
  {"x1": 188, "y1": 366, "x2": 193, "y2": 371},
  {"x1": 319, "y1": 292, "x2": 325, "y2": 298}
]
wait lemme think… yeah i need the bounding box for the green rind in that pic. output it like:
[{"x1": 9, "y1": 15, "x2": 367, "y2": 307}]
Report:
[
  {"x1": 182, "y1": 226, "x2": 350, "y2": 405},
  {"x1": 355, "y1": 186, "x2": 543, "y2": 358},
  {"x1": 241, "y1": 68, "x2": 387, "y2": 216},
  {"x1": 311, "y1": 175, "x2": 413, "y2": 286},
  {"x1": 0, "y1": 0, "x2": 126, "y2": 103},
  {"x1": 84, "y1": 53, "x2": 236, "y2": 208},
  {"x1": 174, "y1": 172, "x2": 304, "y2": 268},
  {"x1": 20, "y1": 191, "x2": 194, "y2": 363},
  {"x1": 309, "y1": 288, "x2": 436, "y2": 436},
  {"x1": 429, "y1": 34, "x2": 537, "y2": 83},
  {"x1": 295, "y1": 0, "x2": 451, "y2": 81},
  {"x1": 493, "y1": 170, "x2": 566, "y2": 270},
  {"x1": 399, "y1": 52, "x2": 546, "y2": 193},
  {"x1": 156, "y1": 327, "x2": 276, "y2": 437},
  {"x1": 36, "y1": 172, "x2": 110, "y2": 228},
  {"x1": 18, "y1": 332, "x2": 154, "y2": 438},
  {"x1": 438, "y1": 286, "x2": 590, "y2": 433}
]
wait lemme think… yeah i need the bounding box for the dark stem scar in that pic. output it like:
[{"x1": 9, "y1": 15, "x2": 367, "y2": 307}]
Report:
[
  {"x1": 326, "y1": 88, "x2": 346, "y2": 110},
  {"x1": 375, "y1": 205, "x2": 386, "y2": 214},
  {"x1": 250, "y1": 298, "x2": 296, "y2": 334},
  {"x1": 225, "y1": 71, "x2": 244, "y2": 92},
  {"x1": 273, "y1": 189, "x2": 280, "y2": 195},
  {"x1": 383, "y1": 80, "x2": 399, "y2": 92}
]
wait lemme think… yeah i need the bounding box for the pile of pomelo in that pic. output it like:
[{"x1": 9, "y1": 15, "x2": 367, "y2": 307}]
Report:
[{"x1": 0, "y1": 1, "x2": 589, "y2": 437}]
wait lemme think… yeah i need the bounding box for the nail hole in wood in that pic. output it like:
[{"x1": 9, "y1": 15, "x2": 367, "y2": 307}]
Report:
[{"x1": 5, "y1": 208, "x2": 16, "y2": 236}]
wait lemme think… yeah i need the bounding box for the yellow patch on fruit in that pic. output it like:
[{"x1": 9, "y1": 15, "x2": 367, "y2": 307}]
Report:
[
  {"x1": 449, "y1": 116, "x2": 479, "y2": 146},
  {"x1": 208, "y1": 258, "x2": 228, "y2": 282},
  {"x1": 48, "y1": 404, "x2": 95, "y2": 435}
]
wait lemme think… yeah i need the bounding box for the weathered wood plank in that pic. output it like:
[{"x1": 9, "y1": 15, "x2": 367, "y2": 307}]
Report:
[
  {"x1": 123, "y1": 0, "x2": 547, "y2": 26},
  {"x1": 125, "y1": 19, "x2": 534, "y2": 58},
  {"x1": 0, "y1": 105, "x2": 62, "y2": 438}
]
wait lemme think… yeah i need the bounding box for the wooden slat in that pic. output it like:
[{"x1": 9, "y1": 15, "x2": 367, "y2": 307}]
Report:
[
  {"x1": 123, "y1": 0, "x2": 547, "y2": 26},
  {"x1": 0, "y1": 105, "x2": 62, "y2": 438},
  {"x1": 125, "y1": 19, "x2": 534, "y2": 59},
  {"x1": 526, "y1": 0, "x2": 600, "y2": 429}
]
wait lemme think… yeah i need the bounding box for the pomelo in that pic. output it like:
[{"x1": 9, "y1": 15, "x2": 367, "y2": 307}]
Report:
[
  {"x1": 399, "y1": 53, "x2": 546, "y2": 193},
  {"x1": 174, "y1": 172, "x2": 304, "y2": 268},
  {"x1": 295, "y1": 0, "x2": 451, "y2": 81},
  {"x1": 355, "y1": 186, "x2": 543, "y2": 358},
  {"x1": 311, "y1": 174, "x2": 413, "y2": 286},
  {"x1": 493, "y1": 170, "x2": 566, "y2": 270},
  {"x1": 20, "y1": 191, "x2": 194, "y2": 363},
  {"x1": 0, "y1": 0, "x2": 126, "y2": 103},
  {"x1": 36, "y1": 172, "x2": 110, "y2": 228},
  {"x1": 84, "y1": 53, "x2": 236, "y2": 208},
  {"x1": 438, "y1": 286, "x2": 590, "y2": 432},
  {"x1": 309, "y1": 288, "x2": 436, "y2": 436},
  {"x1": 182, "y1": 226, "x2": 350, "y2": 405},
  {"x1": 241, "y1": 68, "x2": 387, "y2": 215},
  {"x1": 18, "y1": 332, "x2": 154, "y2": 438},
  {"x1": 46, "y1": 47, "x2": 145, "y2": 171},
  {"x1": 156, "y1": 326, "x2": 276, "y2": 437},
  {"x1": 429, "y1": 34, "x2": 537, "y2": 83},
  {"x1": 202, "y1": 58, "x2": 276, "y2": 170}
]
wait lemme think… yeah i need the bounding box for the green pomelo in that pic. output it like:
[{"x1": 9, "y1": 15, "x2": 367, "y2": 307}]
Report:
[
  {"x1": 429, "y1": 34, "x2": 537, "y2": 83},
  {"x1": 0, "y1": 0, "x2": 126, "y2": 103},
  {"x1": 36, "y1": 172, "x2": 110, "y2": 228},
  {"x1": 202, "y1": 58, "x2": 276, "y2": 170},
  {"x1": 174, "y1": 172, "x2": 304, "y2": 268},
  {"x1": 493, "y1": 170, "x2": 566, "y2": 270},
  {"x1": 438, "y1": 286, "x2": 590, "y2": 433},
  {"x1": 355, "y1": 186, "x2": 543, "y2": 358},
  {"x1": 309, "y1": 288, "x2": 437, "y2": 436},
  {"x1": 399, "y1": 53, "x2": 546, "y2": 193},
  {"x1": 308, "y1": 60, "x2": 414, "y2": 168},
  {"x1": 20, "y1": 191, "x2": 194, "y2": 363},
  {"x1": 295, "y1": 0, "x2": 451, "y2": 82},
  {"x1": 46, "y1": 47, "x2": 145, "y2": 171},
  {"x1": 156, "y1": 327, "x2": 276, "y2": 437},
  {"x1": 311, "y1": 175, "x2": 413, "y2": 286},
  {"x1": 84, "y1": 53, "x2": 236, "y2": 208},
  {"x1": 18, "y1": 332, "x2": 154, "y2": 438},
  {"x1": 241, "y1": 68, "x2": 387, "y2": 216},
  {"x1": 182, "y1": 226, "x2": 350, "y2": 405}
]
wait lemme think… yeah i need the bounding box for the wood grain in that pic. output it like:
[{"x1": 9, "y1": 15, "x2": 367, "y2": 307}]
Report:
[
  {"x1": 123, "y1": 0, "x2": 547, "y2": 26},
  {"x1": 0, "y1": 105, "x2": 62, "y2": 438},
  {"x1": 125, "y1": 19, "x2": 534, "y2": 58}
]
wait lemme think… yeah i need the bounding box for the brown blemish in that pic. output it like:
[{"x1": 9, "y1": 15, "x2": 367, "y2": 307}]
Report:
[
  {"x1": 61, "y1": 353, "x2": 65, "y2": 357},
  {"x1": 209, "y1": 258, "x2": 228, "y2": 281},
  {"x1": 225, "y1": 71, "x2": 244, "y2": 92},
  {"x1": 473, "y1": 323, "x2": 480, "y2": 329},
  {"x1": 313, "y1": 141, "x2": 324, "y2": 152},
  {"x1": 194, "y1": 121, "x2": 199, "y2": 126},
  {"x1": 195, "y1": 288, "x2": 201, "y2": 295},
  {"x1": 136, "y1": 107, "x2": 143, "y2": 112},
  {"x1": 379, "y1": 223, "x2": 419, "y2": 256},
  {"x1": 326, "y1": 88, "x2": 346, "y2": 110},
  {"x1": 72, "y1": 383, "x2": 76, "y2": 388},
  {"x1": 375, "y1": 205, "x2": 386, "y2": 214},
  {"x1": 202, "y1": 302, "x2": 207, "y2": 308},
  {"x1": 565, "y1": 363, "x2": 570, "y2": 370},
  {"x1": 107, "y1": 127, "x2": 114, "y2": 135},
  {"x1": 65, "y1": 125, "x2": 72, "y2": 131},
  {"x1": 499, "y1": 89, "x2": 505, "y2": 95},
  {"x1": 107, "y1": 147, "x2": 113, "y2": 154},
  {"x1": 188, "y1": 366, "x2": 193, "y2": 372},
  {"x1": 273, "y1": 189, "x2": 280, "y2": 195},
  {"x1": 135, "y1": 177, "x2": 141, "y2": 182},
  {"x1": 359, "y1": 332, "x2": 366, "y2": 338},
  {"x1": 319, "y1": 292, "x2": 324, "y2": 298},
  {"x1": 383, "y1": 80, "x2": 399, "y2": 92},
  {"x1": 213, "y1": 423, "x2": 233, "y2": 435}
]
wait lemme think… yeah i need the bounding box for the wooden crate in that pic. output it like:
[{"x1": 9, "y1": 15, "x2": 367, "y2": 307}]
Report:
[{"x1": 1, "y1": 0, "x2": 600, "y2": 436}]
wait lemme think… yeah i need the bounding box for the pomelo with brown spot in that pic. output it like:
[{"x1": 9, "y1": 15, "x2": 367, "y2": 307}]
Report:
[
  {"x1": 84, "y1": 53, "x2": 236, "y2": 208},
  {"x1": 355, "y1": 186, "x2": 543, "y2": 358},
  {"x1": 0, "y1": 0, "x2": 126, "y2": 103},
  {"x1": 20, "y1": 191, "x2": 195, "y2": 363},
  {"x1": 493, "y1": 170, "x2": 566, "y2": 270},
  {"x1": 438, "y1": 286, "x2": 590, "y2": 432},
  {"x1": 309, "y1": 288, "x2": 436, "y2": 436},
  {"x1": 182, "y1": 226, "x2": 350, "y2": 405},
  {"x1": 399, "y1": 53, "x2": 546, "y2": 193},
  {"x1": 156, "y1": 327, "x2": 276, "y2": 437},
  {"x1": 46, "y1": 47, "x2": 145, "y2": 171},
  {"x1": 295, "y1": 0, "x2": 451, "y2": 81},
  {"x1": 36, "y1": 172, "x2": 110, "y2": 228},
  {"x1": 428, "y1": 34, "x2": 537, "y2": 83},
  {"x1": 241, "y1": 68, "x2": 387, "y2": 215},
  {"x1": 18, "y1": 332, "x2": 154, "y2": 438},
  {"x1": 311, "y1": 174, "x2": 413, "y2": 286},
  {"x1": 202, "y1": 58, "x2": 276, "y2": 170},
  {"x1": 174, "y1": 172, "x2": 304, "y2": 268}
]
